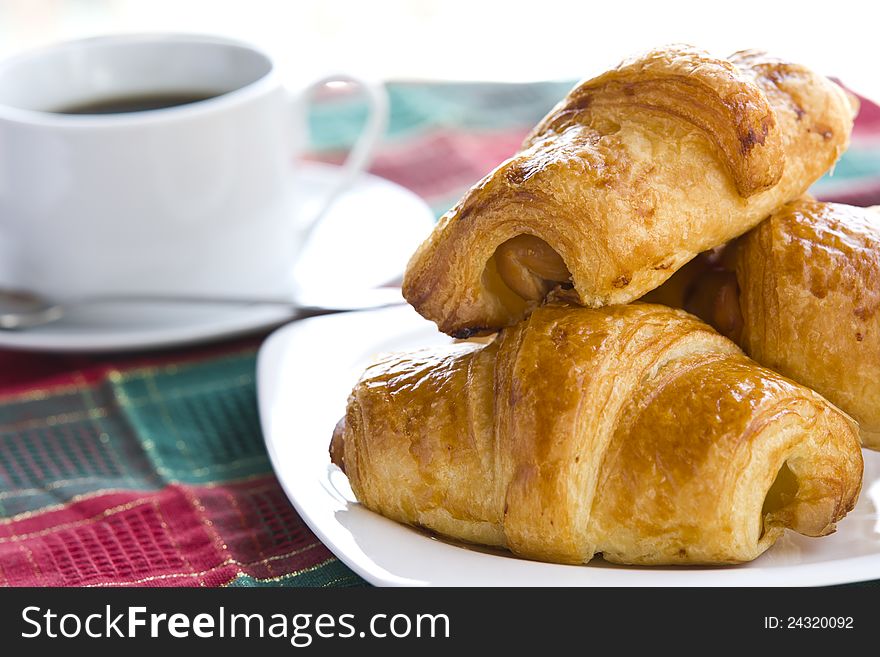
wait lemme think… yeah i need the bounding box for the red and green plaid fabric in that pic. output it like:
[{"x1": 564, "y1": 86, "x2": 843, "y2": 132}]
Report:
[{"x1": 1, "y1": 82, "x2": 879, "y2": 587}]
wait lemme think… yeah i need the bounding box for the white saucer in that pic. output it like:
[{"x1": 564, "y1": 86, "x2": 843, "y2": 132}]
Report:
[
  {"x1": 258, "y1": 305, "x2": 880, "y2": 587},
  {"x1": 0, "y1": 163, "x2": 434, "y2": 353}
]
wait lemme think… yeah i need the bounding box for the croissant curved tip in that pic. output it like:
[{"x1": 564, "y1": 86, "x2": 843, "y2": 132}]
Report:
[{"x1": 330, "y1": 416, "x2": 346, "y2": 473}]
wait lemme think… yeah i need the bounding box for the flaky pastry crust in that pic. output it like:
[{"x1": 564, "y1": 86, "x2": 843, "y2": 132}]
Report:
[
  {"x1": 403, "y1": 45, "x2": 856, "y2": 337},
  {"x1": 655, "y1": 199, "x2": 880, "y2": 449},
  {"x1": 331, "y1": 304, "x2": 862, "y2": 565}
]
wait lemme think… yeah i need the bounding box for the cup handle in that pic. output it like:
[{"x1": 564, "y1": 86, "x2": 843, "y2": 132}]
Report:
[{"x1": 293, "y1": 74, "x2": 389, "y2": 244}]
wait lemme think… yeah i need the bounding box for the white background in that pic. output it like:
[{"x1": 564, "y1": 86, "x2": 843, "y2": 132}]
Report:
[{"x1": 0, "y1": 0, "x2": 877, "y2": 99}]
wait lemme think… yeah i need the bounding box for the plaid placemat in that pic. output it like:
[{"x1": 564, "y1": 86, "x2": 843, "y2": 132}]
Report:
[{"x1": 1, "y1": 82, "x2": 879, "y2": 587}]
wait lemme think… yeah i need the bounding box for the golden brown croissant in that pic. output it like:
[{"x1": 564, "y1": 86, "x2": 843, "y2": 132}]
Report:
[
  {"x1": 647, "y1": 199, "x2": 880, "y2": 449},
  {"x1": 403, "y1": 45, "x2": 857, "y2": 338},
  {"x1": 331, "y1": 304, "x2": 862, "y2": 565}
]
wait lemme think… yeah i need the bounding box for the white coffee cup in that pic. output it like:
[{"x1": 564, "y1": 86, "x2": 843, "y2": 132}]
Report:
[{"x1": 0, "y1": 33, "x2": 388, "y2": 302}]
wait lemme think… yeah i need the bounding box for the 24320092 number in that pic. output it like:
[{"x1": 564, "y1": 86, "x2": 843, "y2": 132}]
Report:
[{"x1": 787, "y1": 617, "x2": 853, "y2": 629}]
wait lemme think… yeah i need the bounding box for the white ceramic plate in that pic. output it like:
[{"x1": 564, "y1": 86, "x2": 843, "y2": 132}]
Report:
[
  {"x1": 258, "y1": 304, "x2": 880, "y2": 587},
  {"x1": 0, "y1": 163, "x2": 434, "y2": 352}
]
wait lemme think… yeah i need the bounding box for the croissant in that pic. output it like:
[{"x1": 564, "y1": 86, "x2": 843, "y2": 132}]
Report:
[
  {"x1": 402, "y1": 45, "x2": 856, "y2": 338},
  {"x1": 330, "y1": 304, "x2": 862, "y2": 565},
  {"x1": 646, "y1": 199, "x2": 880, "y2": 449}
]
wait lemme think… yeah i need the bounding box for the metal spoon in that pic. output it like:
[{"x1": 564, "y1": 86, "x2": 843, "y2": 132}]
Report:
[{"x1": 0, "y1": 287, "x2": 406, "y2": 330}]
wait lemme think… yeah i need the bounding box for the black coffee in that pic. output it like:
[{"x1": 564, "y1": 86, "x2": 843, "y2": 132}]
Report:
[{"x1": 55, "y1": 91, "x2": 220, "y2": 115}]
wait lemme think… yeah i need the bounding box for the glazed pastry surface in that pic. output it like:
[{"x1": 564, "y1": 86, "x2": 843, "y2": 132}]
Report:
[
  {"x1": 403, "y1": 45, "x2": 856, "y2": 337},
  {"x1": 331, "y1": 304, "x2": 862, "y2": 565},
  {"x1": 658, "y1": 199, "x2": 880, "y2": 449}
]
